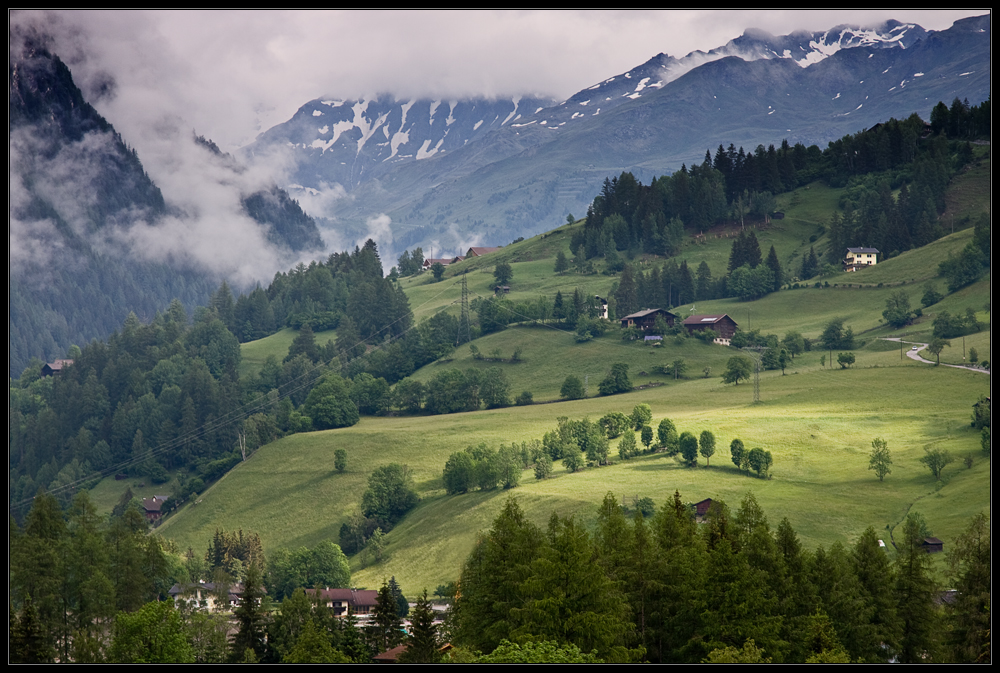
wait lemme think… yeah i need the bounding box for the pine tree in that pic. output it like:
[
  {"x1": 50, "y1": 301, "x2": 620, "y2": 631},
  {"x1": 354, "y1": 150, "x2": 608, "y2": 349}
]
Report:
[
  {"x1": 454, "y1": 497, "x2": 544, "y2": 653},
  {"x1": 370, "y1": 580, "x2": 403, "y2": 653},
  {"x1": 765, "y1": 245, "x2": 783, "y2": 292},
  {"x1": 10, "y1": 595, "x2": 54, "y2": 663},
  {"x1": 851, "y1": 527, "x2": 901, "y2": 661},
  {"x1": 946, "y1": 512, "x2": 991, "y2": 662},
  {"x1": 229, "y1": 562, "x2": 268, "y2": 662},
  {"x1": 398, "y1": 590, "x2": 440, "y2": 663},
  {"x1": 895, "y1": 515, "x2": 941, "y2": 662}
]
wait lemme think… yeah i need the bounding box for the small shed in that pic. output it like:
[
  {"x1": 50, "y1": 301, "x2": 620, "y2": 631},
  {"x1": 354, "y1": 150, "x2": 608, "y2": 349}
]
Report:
[
  {"x1": 921, "y1": 537, "x2": 944, "y2": 554},
  {"x1": 693, "y1": 498, "x2": 714, "y2": 522}
]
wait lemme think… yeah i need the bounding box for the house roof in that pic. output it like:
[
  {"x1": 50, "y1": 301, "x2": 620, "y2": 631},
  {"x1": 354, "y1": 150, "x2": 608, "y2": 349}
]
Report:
[
  {"x1": 374, "y1": 644, "x2": 408, "y2": 662},
  {"x1": 846, "y1": 247, "x2": 880, "y2": 254},
  {"x1": 466, "y1": 246, "x2": 501, "y2": 257},
  {"x1": 682, "y1": 314, "x2": 733, "y2": 326},
  {"x1": 307, "y1": 588, "x2": 378, "y2": 607},
  {"x1": 621, "y1": 308, "x2": 675, "y2": 320},
  {"x1": 169, "y1": 581, "x2": 244, "y2": 597},
  {"x1": 142, "y1": 496, "x2": 167, "y2": 512},
  {"x1": 423, "y1": 257, "x2": 463, "y2": 267}
]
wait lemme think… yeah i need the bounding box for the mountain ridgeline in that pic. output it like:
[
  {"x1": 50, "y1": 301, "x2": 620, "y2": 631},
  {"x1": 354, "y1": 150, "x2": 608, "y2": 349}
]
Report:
[
  {"x1": 254, "y1": 15, "x2": 990, "y2": 256},
  {"x1": 9, "y1": 45, "x2": 325, "y2": 376}
]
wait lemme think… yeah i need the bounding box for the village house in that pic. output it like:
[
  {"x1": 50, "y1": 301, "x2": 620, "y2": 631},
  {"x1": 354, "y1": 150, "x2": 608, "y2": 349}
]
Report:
[
  {"x1": 620, "y1": 308, "x2": 677, "y2": 331},
  {"x1": 682, "y1": 314, "x2": 739, "y2": 345},
  {"x1": 169, "y1": 581, "x2": 245, "y2": 612},
  {"x1": 464, "y1": 246, "x2": 502, "y2": 258},
  {"x1": 306, "y1": 588, "x2": 379, "y2": 619},
  {"x1": 594, "y1": 296, "x2": 608, "y2": 319},
  {"x1": 141, "y1": 495, "x2": 169, "y2": 523},
  {"x1": 422, "y1": 256, "x2": 464, "y2": 270},
  {"x1": 843, "y1": 247, "x2": 879, "y2": 272}
]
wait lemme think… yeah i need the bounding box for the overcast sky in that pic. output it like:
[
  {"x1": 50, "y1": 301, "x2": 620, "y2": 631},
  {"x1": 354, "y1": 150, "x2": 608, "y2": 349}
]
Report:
[
  {"x1": 13, "y1": 10, "x2": 985, "y2": 152},
  {"x1": 10, "y1": 10, "x2": 987, "y2": 280}
]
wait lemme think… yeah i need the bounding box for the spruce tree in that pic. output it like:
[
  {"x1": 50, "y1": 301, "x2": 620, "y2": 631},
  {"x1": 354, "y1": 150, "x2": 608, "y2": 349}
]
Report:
[
  {"x1": 398, "y1": 590, "x2": 440, "y2": 663},
  {"x1": 765, "y1": 245, "x2": 783, "y2": 291},
  {"x1": 851, "y1": 527, "x2": 901, "y2": 661},
  {"x1": 895, "y1": 515, "x2": 941, "y2": 662},
  {"x1": 230, "y1": 562, "x2": 268, "y2": 662},
  {"x1": 370, "y1": 580, "x2": 403, "y2": 653}
]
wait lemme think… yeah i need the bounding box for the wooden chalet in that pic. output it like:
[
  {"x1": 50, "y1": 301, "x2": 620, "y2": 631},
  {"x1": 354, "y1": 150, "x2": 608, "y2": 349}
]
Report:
[
  {"x1": 142, "y1": 495, "x2": 169, "y2": 522},
  {"x1": 41, "y1": 359, "x2": 74, "y2": 377},
  {"x1": 620, "y1": 308, "x2": 677, "y2": 331},
  {"x1": 682, "y1": 314, "x2": 738, "y2": 344}
]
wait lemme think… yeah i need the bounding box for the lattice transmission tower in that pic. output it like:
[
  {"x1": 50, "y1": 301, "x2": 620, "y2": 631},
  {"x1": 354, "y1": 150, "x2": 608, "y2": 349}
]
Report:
[
  {"x1": 457, "y1": 271, "x2": 471, "y2": 346},
  {"x1": 742, "y1": 346, "x2": 766, "y2": 404}
]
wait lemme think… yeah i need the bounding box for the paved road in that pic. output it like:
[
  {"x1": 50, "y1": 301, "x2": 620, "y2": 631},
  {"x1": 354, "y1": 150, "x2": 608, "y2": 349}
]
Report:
[{"x1": 881, "y1": 338, "x2": 990, "y2": 374}]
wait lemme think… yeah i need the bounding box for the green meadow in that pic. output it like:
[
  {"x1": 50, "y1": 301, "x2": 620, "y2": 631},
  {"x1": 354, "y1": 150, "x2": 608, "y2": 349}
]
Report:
[
  {"x1": 156, "y1": 358, "x2": 989, "y2": 595},
  {"x1": 152, "y1": 169, "x2": 991, "y2": 596}
]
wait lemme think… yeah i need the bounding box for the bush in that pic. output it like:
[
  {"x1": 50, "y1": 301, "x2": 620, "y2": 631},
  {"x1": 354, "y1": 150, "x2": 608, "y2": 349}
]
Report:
[
  {"x1": 515, "y1": 391, "x2": 533, "y2": 406},
  {"x1": 560, "y1": 375, "x2": 585, "y2": 400},
  {"x1": 598, "y1": 363, "x2": 631, "y2": 395}
]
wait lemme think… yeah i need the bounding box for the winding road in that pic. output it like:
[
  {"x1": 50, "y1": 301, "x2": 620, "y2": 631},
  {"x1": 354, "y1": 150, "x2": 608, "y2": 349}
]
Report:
[{"x1": 881, "y1": 338, "x2": 990, "y2": 374}]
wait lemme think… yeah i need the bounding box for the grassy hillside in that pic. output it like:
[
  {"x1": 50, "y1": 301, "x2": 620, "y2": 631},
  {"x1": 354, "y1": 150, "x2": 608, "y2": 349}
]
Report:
[
  {"x1": 238, "y1": 326, "x2": 337, "y2": 378},
  {"x1": 156, "y1": 360, "x2": 989, "y2": 595},
  {"x1": 155, "y1": 160, "x2": 990, "y2": 596}
]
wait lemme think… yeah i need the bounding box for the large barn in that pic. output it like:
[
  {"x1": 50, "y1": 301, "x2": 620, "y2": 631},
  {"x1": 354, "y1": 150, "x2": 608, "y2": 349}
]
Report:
[
  {"x1": 682, "y1": 314, "x2": 739, "y2": 344},
  {"x1": 620, "y1": 308, "x2": 678, "y2": 331}
]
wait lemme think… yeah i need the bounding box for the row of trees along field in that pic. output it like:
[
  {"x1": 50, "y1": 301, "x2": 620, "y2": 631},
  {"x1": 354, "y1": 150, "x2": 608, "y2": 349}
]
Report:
[
  {"x1": 572, "y1": 99, "x2": 987, "y2": 267},
  {"x1": 441, "y1": 408, "x2": 774, "y2": 487},
  {"x1": 452, "y1": 495, "x2": 990, "y2": 663},
  {"x1": 10, "y1": 487, "x2": 434, "y2": 663}
]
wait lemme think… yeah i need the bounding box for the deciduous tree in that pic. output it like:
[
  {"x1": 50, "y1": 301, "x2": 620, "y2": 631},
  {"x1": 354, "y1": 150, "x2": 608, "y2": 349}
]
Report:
[
  {"x1": 556, "y1": 373, "x2": 583, "y2": 400},
  {"x1": 699, "y1": 430, "x2": 717, "y2": 466},
  {"x1": 919, "y1": 447, "x2": 954, "y2": 480},
  {"x1": 722, "y1": 356, "x2": 752, "y2": 385},
  {"x1": 868, "y1": 437, "x2": 892, "y2": 481}
]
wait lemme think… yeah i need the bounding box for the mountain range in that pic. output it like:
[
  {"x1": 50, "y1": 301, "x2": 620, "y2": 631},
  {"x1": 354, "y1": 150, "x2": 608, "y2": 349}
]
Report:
[
  {"x1": 8, "y1": 15, "x2": 990, "y2": 373},
  {"x1": 248, "y1": 15, "x2": 989, "y2": 257}
]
